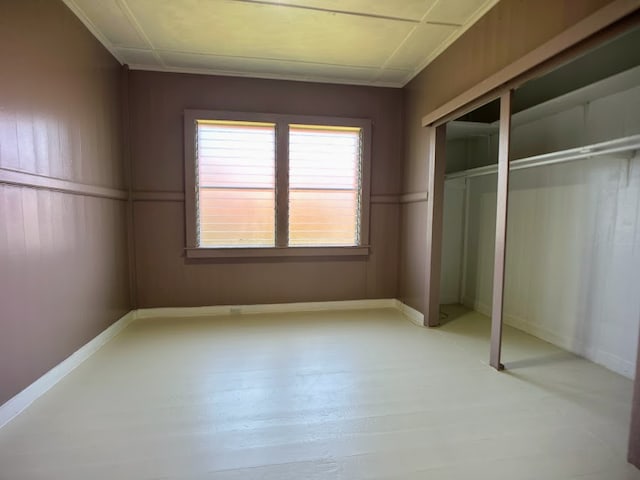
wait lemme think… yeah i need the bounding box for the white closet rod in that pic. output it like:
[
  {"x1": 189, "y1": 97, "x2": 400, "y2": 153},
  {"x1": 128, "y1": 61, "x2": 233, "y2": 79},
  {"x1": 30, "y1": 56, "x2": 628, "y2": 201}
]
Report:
[{"x1": 445, "y1": 133, "x2": 640, "y2": 180}]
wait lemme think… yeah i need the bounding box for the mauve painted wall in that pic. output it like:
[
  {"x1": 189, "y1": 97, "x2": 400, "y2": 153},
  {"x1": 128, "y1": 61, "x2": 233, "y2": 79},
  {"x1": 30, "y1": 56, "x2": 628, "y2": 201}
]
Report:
[
  {"x1": 0, "y1": 0, "x2": 130, "y2": 405},
  {"x1": 398, "y1": 0, "x2": 617, "y2": 313},
  {"x1": 128, "y1": 71, "x2": 403, "y2": 307}
]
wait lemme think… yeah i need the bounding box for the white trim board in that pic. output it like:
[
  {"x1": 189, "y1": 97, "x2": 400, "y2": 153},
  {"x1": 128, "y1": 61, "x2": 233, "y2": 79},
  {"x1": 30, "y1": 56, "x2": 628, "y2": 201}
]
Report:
[
  {"x1": 394, "y1": 300, "x2": 426, "y2": 326},
  {"x1": 0, "y1": 299, "x2": 425, "y2": 430},
  {"x1": 136, "y1": 299, "x2": 425, "y2": 327},
  {"x1": 0, "y1": 311, "x2": 136, "y2": 430},
  {"x1": 136, "y1": 298, "x2": 400, "y2": 319},
  {"x1": 0, "y1": 167, "x2": 128, "y2": 201}
]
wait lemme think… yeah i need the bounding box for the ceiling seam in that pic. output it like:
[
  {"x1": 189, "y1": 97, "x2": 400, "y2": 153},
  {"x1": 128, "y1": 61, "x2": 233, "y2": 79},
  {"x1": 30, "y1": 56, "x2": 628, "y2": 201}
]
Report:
[
  {"x1": 116, "y1": 0, "x2": 167, "y2": 67},
  {"x1": 402, "y1": 0, "x2": 502, "y2": 86},
  {"x1": 229, "y1": 0, "x2": 464, "y2": 27},
  {"x1": 369, "y1": 25, "x2": 419, "y2": 83},
  {"x1": 420, "y1": 0, "x2": 448, "y2": 25},
  {"x1": 228, "y1": 0, "x2": 420, "y2": 24},
  {"x1": 64, "y1": 0, "x2": 500, "y2": 89},
  {"x1": 402, "y1": 28, "x2": 463, "y2": 85},
  {"x1": 371, "y1": 0, "x2": 453, "y2": 84}
]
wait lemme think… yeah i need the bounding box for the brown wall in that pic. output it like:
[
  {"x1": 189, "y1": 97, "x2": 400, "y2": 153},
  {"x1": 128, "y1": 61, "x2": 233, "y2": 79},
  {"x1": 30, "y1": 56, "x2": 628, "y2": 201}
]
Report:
[
  {"x1": 409, "y1": 0, "x2": 617, "y2": 125},
  {"x1": 128, "y1": 71, "x2": 403, "y2": 307},
  {"x1": 398, "y1": 0, "x2": 618, "y2": 312},
  {"x1": 0, "y1": 0, "x2": 130, "y2": 405}
]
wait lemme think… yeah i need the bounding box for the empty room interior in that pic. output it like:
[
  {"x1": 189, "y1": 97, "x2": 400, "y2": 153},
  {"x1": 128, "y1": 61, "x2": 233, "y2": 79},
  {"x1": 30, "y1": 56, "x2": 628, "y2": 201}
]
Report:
[{"x1": 3, "y1": 0, "x2": 640, "y2": 478}]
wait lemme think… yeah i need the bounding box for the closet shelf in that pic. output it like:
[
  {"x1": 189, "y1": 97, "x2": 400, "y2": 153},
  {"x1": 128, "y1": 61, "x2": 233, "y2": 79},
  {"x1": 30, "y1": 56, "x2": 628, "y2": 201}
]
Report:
[{"x1": 445, "y1": 133, "x2": 640, "y2": 180}]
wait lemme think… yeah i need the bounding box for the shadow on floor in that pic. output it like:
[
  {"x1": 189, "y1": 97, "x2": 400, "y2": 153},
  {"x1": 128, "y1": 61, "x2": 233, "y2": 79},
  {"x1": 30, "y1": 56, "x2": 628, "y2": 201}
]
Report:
[
  {"x1": 503, "y1": 352, "x2": 577, "y2": 370},
  {"x1": 437, "y1": 303, "x2": 471, "y2": 325},
  {"x1": 437, "y1": 303, "x2": 580, "y2": 371}
]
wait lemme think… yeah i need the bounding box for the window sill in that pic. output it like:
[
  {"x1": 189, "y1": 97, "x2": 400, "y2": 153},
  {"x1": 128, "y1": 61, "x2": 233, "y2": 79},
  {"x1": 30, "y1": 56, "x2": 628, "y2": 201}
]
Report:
[{"x1": 185, "y1": 246, "x2": 370, "y2": 259}]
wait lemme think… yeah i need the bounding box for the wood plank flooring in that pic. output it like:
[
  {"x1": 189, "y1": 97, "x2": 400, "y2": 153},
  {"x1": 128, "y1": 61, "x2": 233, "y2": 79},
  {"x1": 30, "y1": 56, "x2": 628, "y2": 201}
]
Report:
[{"x1": 0, "y1": 306, "x2": 638, "y2": 479}]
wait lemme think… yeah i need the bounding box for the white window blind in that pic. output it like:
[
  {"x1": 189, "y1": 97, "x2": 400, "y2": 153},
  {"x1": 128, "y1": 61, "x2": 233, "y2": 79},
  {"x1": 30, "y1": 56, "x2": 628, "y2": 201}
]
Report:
[
  {"x1": 195, "y1": 120, "x2": 276, "y2": 247},
  {"x1": 288, "y1": 124, "x2": 362, "y2": 246}
]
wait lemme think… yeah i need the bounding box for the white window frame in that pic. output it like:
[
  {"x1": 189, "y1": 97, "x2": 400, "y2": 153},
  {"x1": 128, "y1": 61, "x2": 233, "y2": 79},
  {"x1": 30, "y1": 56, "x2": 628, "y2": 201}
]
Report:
[{"x1": 183, "y1": 109, "x2": 371, "y2": 258}]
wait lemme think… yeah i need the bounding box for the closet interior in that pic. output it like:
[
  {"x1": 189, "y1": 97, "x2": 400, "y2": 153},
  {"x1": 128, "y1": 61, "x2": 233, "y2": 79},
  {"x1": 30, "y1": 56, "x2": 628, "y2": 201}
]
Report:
[{"x1": 439, "y1": 25, "x2": 640, "y2": 378}]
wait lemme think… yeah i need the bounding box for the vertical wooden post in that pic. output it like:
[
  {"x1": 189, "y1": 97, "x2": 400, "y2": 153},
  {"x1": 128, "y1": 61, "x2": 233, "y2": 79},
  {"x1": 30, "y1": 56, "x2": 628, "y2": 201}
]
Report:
[
  {"x1": 490, "y1": 91, "x2": 512, "y2": 370},
  {"x1": 275, "y1": 121, "x2": 289, "y2": 247},
  {"x1": 424, "y1": 124, "x2": 447, "y2": 327}
]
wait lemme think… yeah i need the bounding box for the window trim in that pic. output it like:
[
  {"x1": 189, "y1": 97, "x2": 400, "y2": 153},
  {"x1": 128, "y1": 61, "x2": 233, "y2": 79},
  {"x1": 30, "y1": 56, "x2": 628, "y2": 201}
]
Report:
[{"x1": 183, "y1": 109, "x2": 372, "y2": 258}]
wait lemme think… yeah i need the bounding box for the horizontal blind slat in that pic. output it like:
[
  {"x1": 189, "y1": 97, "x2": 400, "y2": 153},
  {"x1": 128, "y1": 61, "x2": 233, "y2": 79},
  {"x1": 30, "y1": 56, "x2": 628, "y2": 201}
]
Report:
[
  {"x1": 196, "y1": 120, "x2": 276, "y2": 247},
  {"x1": 288, "y1": 125, "x2": 362, "y2": 247}
]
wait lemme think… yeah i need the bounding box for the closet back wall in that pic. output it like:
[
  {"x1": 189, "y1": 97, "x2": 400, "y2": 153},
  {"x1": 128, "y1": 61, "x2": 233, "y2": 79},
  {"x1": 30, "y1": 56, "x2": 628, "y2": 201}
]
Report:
[
  {"x1": 443, "y1": 82, "x2": 640, "y2": 377},
  {"x1": 128, "y1": 71, "x2": 403, "y2": 308},
  {"x1": 0, "y1": 0, "x2": 130, "y2": 405}
]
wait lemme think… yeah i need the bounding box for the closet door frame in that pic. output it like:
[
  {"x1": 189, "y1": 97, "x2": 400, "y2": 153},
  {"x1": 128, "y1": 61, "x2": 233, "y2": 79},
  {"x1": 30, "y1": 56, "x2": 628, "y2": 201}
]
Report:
[
  {"x1": 489, "y1": 91, "x2": 512, "y2": 370},
  {"x1": 424, "y1": 125, "x2": 447, "y2": 327},
  {"x1": 418, "y1": 6, "x2": 640, "y2": 468},
  {"x1": 421, "y1": 93, "x2": 512, "y2": 367},
  {"x1": 421, "y1": 8, "x2": 640, "y2": 368}
]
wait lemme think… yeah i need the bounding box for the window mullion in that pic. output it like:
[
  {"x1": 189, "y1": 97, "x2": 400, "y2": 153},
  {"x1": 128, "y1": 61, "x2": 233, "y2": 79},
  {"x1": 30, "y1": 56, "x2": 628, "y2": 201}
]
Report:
[{"x1": 275, "y1": 121, "x2": 289, "y2": 247}]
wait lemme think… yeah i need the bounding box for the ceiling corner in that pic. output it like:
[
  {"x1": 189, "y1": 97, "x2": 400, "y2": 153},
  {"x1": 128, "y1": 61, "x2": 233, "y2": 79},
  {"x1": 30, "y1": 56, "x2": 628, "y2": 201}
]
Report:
[{"x1": 61, "y1": 0, "x2": 125, "y2": 65}]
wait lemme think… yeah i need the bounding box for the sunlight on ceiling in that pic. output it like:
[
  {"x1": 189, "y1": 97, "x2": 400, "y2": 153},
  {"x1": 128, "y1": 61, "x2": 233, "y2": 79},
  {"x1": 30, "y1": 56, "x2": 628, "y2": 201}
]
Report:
[{"x1": 63, "y1": 0, "x2": 500, "y2": 87}]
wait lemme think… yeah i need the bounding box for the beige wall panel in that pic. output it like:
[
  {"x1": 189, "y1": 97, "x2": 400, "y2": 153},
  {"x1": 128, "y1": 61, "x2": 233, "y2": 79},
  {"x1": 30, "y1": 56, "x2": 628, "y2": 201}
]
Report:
[
  {"x1": 0, "y1": 0, "x2": 129, "y2": 405},
  {"x1": 133, "y1": 201, "x2": 376, "y2": 307},
  {"x1": 398, "y1": 201, "x2": 428, "y2": 312},
  {"x1": 365, "y1": 203, "x2": 401, "y2": 299},
  {"x1": 0, "y1": 0, "x2": 125, "y2": 189},
  {"x1": 0, "y1": 186, "x2": 130, "y2": 404},
  {"x1": 128, "y1": 70, "x2": 403, "y2": 307},
  {"x1": 402, "y1": 82, "x2": 432, "y2": 194},
  {"x1": 129, "y1": 71, "x2": 403, "y2": 195}
]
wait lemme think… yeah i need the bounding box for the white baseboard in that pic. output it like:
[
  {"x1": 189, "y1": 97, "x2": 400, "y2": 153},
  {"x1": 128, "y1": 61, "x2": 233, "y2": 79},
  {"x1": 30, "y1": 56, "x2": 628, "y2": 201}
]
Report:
[
  {"x1": 394, "y1": 300, "x2": 425, "y2": 326},
  {"x1": 135, "y1": 298, "x2": 399, "y2": 319},
  {"x1": 0, "y1": 311, "x2": 136, "y2": 430},
  {"x1": 135, "y1": 298, "x2": 426, "y2": 329},
  {"x1": 506, "y1": 314, "x2": 635, "y2": 379},
  {"x1": 137, "y1": 298, "x2": 426, "y2": 326},
  {"x1": 0, "y1": 298, "x2": 426, "y2": 431}
]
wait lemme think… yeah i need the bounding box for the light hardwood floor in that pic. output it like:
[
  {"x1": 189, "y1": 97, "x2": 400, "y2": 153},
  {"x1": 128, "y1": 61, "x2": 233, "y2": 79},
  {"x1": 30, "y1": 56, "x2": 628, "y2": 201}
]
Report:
[{"x1": 0, "y1": 306, "x2": 639, "y2": 479}]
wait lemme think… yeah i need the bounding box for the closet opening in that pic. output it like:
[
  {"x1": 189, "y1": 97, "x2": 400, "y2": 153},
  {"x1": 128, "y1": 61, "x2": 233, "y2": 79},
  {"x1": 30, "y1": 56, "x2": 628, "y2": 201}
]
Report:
[
  {"x1": 438, "y1": 97, "x2": 500, "y2": 328},
  {"x1": 436, "y1": 23, "x2": 640, "y2": 377}
]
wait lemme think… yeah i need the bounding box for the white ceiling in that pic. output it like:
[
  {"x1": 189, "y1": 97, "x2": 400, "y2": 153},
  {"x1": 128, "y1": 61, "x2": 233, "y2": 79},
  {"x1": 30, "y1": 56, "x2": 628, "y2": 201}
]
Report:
[{"x1": 63, "y1": 0, "x2": 500, "y2": 87}]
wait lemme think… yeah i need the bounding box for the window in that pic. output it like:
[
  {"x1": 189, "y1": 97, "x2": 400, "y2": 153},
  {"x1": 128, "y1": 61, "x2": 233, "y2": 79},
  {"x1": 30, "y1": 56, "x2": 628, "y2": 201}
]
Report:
[
  {"x1": 288, "y1": 124, "x2": 362, "y2": 247},
  {"x1": 184, "y1": 110, "x2": 371, "y2": 258},
  {"x1": 196, "y1": 120, "x2": 276, "y2": 248}
]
